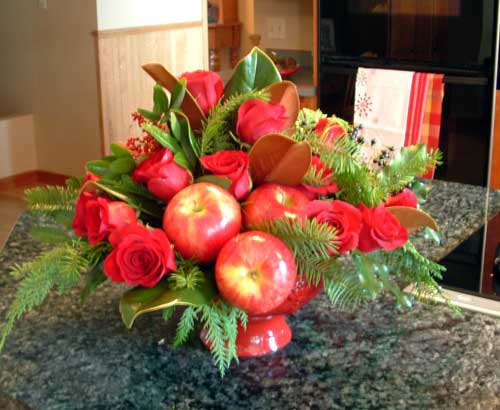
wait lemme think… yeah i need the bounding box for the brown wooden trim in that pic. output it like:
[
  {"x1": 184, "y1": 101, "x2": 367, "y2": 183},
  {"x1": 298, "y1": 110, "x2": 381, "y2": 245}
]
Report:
[
  {"x1": 0, "y1": 171, "x2": 70, "y2": 191},
  {"x1": 312, "y1": 0, "x2": 318, "y2": 88},
  {"x1": 93, "y1": 21, "x2": 202, "y2": 38}
]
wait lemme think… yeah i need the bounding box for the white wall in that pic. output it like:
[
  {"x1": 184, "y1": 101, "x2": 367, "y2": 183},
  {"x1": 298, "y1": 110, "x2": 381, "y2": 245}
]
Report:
[
  {"x1": 96, "y1": 0, "x2": 203, "y2": 30},
  {"x1": 0, "y1": 115, "x2": 37, "y2": 179}
]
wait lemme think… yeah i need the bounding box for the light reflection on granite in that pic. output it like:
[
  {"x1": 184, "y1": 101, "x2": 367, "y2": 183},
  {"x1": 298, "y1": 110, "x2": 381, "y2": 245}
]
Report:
[{"x1": 0, "y1": 180, "x2": 499, "y2": 410}]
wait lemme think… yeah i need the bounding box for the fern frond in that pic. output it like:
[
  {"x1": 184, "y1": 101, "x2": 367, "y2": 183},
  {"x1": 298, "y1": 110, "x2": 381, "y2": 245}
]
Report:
[
  {"x1": 0, "y1": 243, "x2": 88, "y2": 353},
  {"x1": 201, "y1": 90, "x2": 269, "y2": 155},
  {"x1": 25, "y1": 185, "x2": 79, "y2": 214},
  {"x1": 162, "y1": 306, "x2": 176, "y2": 321},
  {"x1": 173, "y1": 306, "x2": 198, "y2": 347},
  {"x1": 323, "y1": 273, "x2": 367, "y2": 311}
]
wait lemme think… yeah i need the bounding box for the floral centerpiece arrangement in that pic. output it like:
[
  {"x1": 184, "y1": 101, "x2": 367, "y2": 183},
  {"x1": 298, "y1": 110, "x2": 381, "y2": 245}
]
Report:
[{"x1": 0, "y1": 48, "x2": 449, "y2": 376}]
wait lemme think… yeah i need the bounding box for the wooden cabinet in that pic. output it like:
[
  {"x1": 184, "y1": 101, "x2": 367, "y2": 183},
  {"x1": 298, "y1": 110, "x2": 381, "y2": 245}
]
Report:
[{"x1": 208, "y1": 0, "x2": 241, "y2": 71}]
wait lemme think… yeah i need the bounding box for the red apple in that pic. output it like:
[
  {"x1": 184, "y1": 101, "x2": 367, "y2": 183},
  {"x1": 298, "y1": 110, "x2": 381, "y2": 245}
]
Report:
[
  {"x1": 215, "y1": 231, "x2": 297, "y2": 315},
  {"x1": 242, "y1": 183, "x2": 310, "y2": 228},
  {"x1": 163, "y1": 182, "x2": 241, "y2": 264}
]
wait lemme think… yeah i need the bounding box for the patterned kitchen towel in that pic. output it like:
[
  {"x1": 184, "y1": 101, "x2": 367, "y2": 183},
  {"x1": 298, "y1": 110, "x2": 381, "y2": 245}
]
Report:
[
  {"x1": 404, "y1": 72, "x2": 430, "y2": 147},
  {"x1": 354, "y1": 67, "x2": 415, "y2": 152},
  {"x1": 420, "y1": 73, "x2": 445, "y2": 179}
]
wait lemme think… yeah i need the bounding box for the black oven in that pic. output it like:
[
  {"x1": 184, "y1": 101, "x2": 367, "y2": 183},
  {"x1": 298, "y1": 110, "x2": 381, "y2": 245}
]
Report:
[{"x1": 318, "y1": 0, "x2": 499, "y2": 292}]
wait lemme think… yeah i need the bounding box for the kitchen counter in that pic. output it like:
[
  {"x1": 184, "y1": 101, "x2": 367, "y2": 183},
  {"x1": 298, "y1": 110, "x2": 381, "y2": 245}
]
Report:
[{"x1": 1, "y1": 180, "x2": 500, "y2": 410}]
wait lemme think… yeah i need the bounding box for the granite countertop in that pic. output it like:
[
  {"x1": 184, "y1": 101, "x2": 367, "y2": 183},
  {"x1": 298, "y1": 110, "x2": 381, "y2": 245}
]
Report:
[{"x1": 1, "y1": 180, "x2": 500, "y2": 410}]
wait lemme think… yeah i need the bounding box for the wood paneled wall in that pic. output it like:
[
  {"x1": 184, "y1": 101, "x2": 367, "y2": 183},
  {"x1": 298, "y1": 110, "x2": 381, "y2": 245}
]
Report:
[{"x1": 96, "y1": 22, "x2": 207, "y2": 149}]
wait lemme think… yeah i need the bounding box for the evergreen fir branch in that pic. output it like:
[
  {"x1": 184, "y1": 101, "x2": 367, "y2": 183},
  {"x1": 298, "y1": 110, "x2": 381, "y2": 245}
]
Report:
[
  {"x1": 0, "y1": 243, "x2": 88, "y2": 353},
  {"x1": 173, "y1": 306, "x2": 198, "y2": 347},
  {"x1": 25, "y1": 185, "x2": 79, "y2": 214},
  {"x1": 379, "y1": 145, "x2": 442, "y2": 195},
  {"x1": 323, "y1": 273, "x2": 367, "y2": 311},
  {"x1": 162, "y1": 306, "x2": 176, "y2": 321},
  {"x1": 201, "y1": 90, "x2": 269, "y2": 155},
  {"x1": 29, "y1": 226, "x2": 72, "y2": 244},
  {"x1": 260, "y1": 218, "x2": 339, "y2": 262},
  {"x1": 302, "y1": 163, "x2": 331, "y2": 187},
  {"x1": 318, "y1": 134, "x2": 363, "y2": 175}
]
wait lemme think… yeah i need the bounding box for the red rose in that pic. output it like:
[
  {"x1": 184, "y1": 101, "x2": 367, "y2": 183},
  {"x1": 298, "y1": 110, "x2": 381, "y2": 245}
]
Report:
[
  {"x1": 297, "y1": 155, "x2": 339, "y2": 200},
  {"x1": 200, "y1": 150, "x2": 252, "y2": 200},
  {"x1": 132, "y1": 148, "x2": 192, "y2": 202},
  {"x1": 179, "y1": 70, "x2": 223, "y2": 116},
  {"x1": 358, "y1": 204, "x2": 408, "y2": 253},
  {"x1": 301, "y1": 200, "x2": 362, "y2": 254},
  {"x1": 236, "y1": 99, "x2": 289, "y2": 145},
  {"x1": 104, "y1": 223, "x2": 176, "y2": 287},
  {"x1": 82, "y1": 171, "x2": 99, "y2": 185},
  {"x1": 385, "y1": 188, "x2": 418, "y2": 208},
  {"x1": 315, "y1": 118, "x2": 346, "y2": 144},
  {"x1": 72, "y1": 194, "x2": 137, "y2": 245}
]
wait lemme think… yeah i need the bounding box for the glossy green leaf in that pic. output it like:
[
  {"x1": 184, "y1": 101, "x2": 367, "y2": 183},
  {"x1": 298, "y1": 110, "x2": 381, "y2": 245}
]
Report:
[
  {"x1": 224, "y1": 47, "x2": 281, "y2": 97},
  {"x1": 110, "y1": 143, "x2": 133, "y2": 158},
  {"x1": 172, "y1": 109, "x2": 201, "y2": 158},
  {"x1": 153, "y1": 83, "x2": 169, "y2": 115},
  {"x1": 170, "y1": 78, "x2": 187, "y2": 110},
  {"x1": 80, "y1": 266, "x2": 108, "y2": 304},
  {"x1": 82, "y1": 180, "x2": 163, "y2": 219},
  {"x1": 174, "y1": 151, "x2": 191, "y2": 171},
  {"x1": 119, "y1": 279, "x2": 216, "y2": 329},
  {"x1": 195, "y1": 175, "x2": 232, "y2": 190},
  {"x1": 85, "y1": 160, "x2": 111, "y2": 176},
  {"x1": 109, "y1": 157, "x2": 136, "y2": 175},
  {"x1": 142, "y1": 123, "x2": 181, "y2": 153},
  {"x1": 137, "y1": 108, "x2": 161, "y2": 122},
  {"x1": 170, "y1": 111, "x2": 198, "y2": 169}
]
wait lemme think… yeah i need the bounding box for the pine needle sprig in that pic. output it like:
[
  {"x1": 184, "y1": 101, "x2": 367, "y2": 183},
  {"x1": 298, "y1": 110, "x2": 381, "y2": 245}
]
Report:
[
  {"x1": 0, "y1": 243, "x2": 89, "y2": 353},
  {"x1": 201, "y1": 90, "x2": 269, "y2": 155},
  {"x1": 323, "y1": 272, "x2": 368, "y2": 311},
  {"x1": 172, "y1": 300, "x2": 247, "y2": 377},
  {"x1": 25, "y1": 185, "x2": 79, "y2": 214},
  {"x1": 379, "y1": 145, "x2": 443, "y2": 195}
]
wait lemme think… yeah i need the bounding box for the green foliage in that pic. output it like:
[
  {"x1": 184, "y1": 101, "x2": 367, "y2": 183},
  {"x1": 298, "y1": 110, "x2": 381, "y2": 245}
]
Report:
[
  {"x1": 86, "y1": 146, "x2": 136, "y2": 179},
  {"x1": 173, "y1": 300, "x2": 248, "y2": 377},
  {"x1": 25, "y1": 185, "x2": 79, "y2": 214},
  {"x1": 224, "y1": 47, "x2": 281, "y2": 97},
  {"x1": 0, "y1": 243, "x2": 89, "y2": 353},
  {"x1": 88, "y1": 177, "x2": 164, "y2": 220},
  {"x1": 258, "y1": 218, "x2": 339, "y2": 286},
  {"x1": 30, "y1": 226, "x2": 72, "y2": 244},
  {"x1": 162, "y1": 306, "x2": 176, "y2": 321},
  {"x1": 379, "y1": 145, "x2": 442, "y2": 195},
  {"x1": 168, "y1": 258, "x2": 205, "y2": 291},
  {"x1": 80, "y1": 264, "x2": 108, "y2": 304},
  {"x1": 323, "y1": 271, "x2": 368, "y2": 311},
  {"x1": 201, "y1": 90, "x2": 269, "y2": 155}
]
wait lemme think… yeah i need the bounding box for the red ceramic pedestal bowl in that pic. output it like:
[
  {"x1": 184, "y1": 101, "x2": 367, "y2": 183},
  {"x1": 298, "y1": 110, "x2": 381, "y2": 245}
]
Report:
[{"x1": 201, "y1": 275, "x2": 322, "y2": 358}]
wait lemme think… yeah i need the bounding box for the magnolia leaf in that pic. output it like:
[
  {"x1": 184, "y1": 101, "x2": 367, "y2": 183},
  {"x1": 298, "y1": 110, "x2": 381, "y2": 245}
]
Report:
[
  {"x1": 265, "y1": 80, "x2": 300, "y2": 132},
  {"x1": 119, "y1": 279, "x2": 217, "y2": 329},
  {"x1": 80, "y1": 266, "x2": 107, "y2": 304},
  {"x1": 386, "y1": 206, "x2": 439, "y2": 234},
  {"x1": 142, "y1": 63, "x2": 205, "y2": 131},
  {"x1": 249, "y1": 133, "x2": 312, "y2": 186},
  {"x1": 224, "y1": 47, "x2": 281, "y2": 97},
  {"x1": 195, "y1": 175, "x2": 232, "y2": 190}
]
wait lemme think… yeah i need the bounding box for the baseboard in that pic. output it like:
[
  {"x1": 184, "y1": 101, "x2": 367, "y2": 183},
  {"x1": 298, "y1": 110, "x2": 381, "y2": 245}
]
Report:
[{"x1": 0, "y1": 170, "x2": 70, "y2": 190}]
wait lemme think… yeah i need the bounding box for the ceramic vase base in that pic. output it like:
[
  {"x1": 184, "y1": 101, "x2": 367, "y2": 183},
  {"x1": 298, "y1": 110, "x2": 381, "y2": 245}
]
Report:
[{"x1": 200, "y1": 314, "x2": 292, "y2": 358}]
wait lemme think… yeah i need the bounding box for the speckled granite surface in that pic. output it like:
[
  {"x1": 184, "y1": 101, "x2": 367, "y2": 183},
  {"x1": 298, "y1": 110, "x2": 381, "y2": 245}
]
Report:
[{"x1": 0, "y1": 180, "x2": 500, "y2": 410}]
